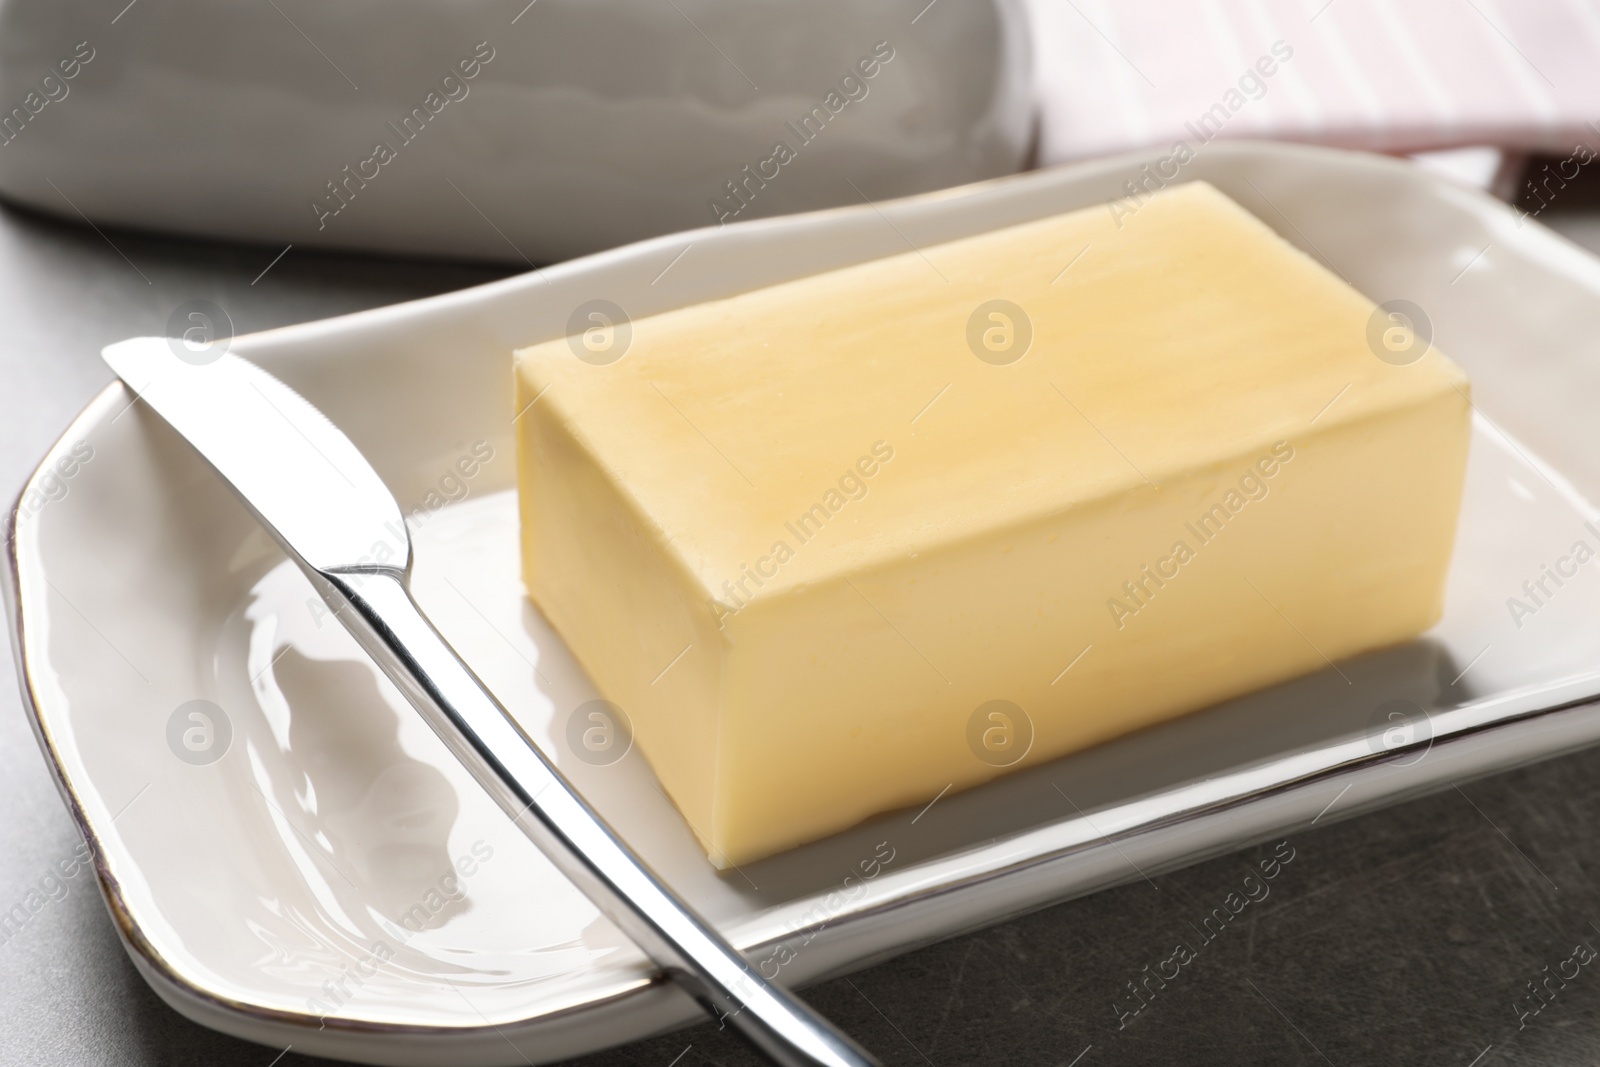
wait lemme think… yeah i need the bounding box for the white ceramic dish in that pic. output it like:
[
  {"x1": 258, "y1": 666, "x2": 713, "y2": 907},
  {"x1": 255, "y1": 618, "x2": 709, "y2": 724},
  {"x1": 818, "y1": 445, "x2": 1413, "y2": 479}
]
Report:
[
  {"x1": 0, "y1": 0, "x2": 1030, "y2": 262},
  {"x1": 11, "y1": 142, "x2": 1600, "y2": 1066}
]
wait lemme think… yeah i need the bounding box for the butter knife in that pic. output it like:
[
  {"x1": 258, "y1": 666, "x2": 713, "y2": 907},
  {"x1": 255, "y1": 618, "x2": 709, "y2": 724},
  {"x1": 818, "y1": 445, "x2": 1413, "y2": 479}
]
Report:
[{"x1": 102, "y1": 337, "x2": 879, "y2": 1067}]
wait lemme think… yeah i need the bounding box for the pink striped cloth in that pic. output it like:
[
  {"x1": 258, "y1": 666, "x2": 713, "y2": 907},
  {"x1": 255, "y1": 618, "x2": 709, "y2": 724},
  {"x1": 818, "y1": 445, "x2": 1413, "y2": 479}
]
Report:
[{"x1": 1027, "y1": 0, "x2": 1600, "y2": 164}]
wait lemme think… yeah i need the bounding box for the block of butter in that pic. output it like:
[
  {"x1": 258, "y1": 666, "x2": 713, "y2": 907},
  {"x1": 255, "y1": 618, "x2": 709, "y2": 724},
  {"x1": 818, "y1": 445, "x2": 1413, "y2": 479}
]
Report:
[{"x1": 514, "y1": 182, "x2": 1470, "y2": 866}]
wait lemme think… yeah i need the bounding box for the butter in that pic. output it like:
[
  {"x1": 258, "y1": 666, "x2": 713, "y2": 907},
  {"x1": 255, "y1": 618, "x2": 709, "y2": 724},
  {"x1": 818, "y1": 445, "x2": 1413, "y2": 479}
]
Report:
[{"x1": 514, "y1": 182, "x2": 1471, "y2": 866}]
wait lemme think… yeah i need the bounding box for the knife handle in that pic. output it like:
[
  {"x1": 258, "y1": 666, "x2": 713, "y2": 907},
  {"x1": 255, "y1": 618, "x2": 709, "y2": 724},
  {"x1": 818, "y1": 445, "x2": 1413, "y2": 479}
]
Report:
[{"x1": 317, "y1": 568, "x2": 880, "y2": 1067}]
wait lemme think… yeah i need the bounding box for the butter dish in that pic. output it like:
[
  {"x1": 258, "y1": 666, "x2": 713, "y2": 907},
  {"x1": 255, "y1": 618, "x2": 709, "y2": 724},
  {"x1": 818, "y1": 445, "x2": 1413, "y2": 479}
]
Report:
[{"x1": 9, "y1": 142, "x2": 1600, "y2": 1064}]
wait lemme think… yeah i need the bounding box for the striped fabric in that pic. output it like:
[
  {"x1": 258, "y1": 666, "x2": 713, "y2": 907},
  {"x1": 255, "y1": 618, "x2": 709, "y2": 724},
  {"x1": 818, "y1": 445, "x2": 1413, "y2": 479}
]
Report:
[{"x1": 1028, "y1": 0, "x2": 1600, "y2": 164}]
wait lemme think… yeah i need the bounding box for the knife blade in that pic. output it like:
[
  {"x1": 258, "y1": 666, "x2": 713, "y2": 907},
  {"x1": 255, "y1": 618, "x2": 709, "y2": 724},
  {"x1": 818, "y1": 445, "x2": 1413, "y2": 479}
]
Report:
[{"x1": 102, "y1": 336, "x2": 880, "y2": 1067}]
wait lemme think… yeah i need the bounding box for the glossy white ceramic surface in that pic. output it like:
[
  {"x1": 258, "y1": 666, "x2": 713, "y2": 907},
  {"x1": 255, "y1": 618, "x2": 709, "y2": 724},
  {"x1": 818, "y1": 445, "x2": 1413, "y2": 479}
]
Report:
[
  {"x1": 0, "y1": 0, "x2": 1032, "y2": 262},
  {"x1": 11, "y1": 143, "x2": 1600, "y2": 1065}
]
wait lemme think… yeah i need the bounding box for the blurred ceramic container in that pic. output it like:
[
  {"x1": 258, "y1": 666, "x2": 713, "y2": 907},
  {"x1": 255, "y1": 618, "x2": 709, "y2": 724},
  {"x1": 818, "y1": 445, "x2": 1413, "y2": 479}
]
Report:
[{"x1": 0, "y1": 0, "x2": 1032, "y2": 262}]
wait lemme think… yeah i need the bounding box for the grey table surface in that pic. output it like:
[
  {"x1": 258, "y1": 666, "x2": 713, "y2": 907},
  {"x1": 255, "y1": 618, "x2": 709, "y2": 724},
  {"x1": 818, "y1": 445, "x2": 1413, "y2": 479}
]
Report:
[{"x1": 5, "y1": 166, "x2": 1600, "y2": 1067}]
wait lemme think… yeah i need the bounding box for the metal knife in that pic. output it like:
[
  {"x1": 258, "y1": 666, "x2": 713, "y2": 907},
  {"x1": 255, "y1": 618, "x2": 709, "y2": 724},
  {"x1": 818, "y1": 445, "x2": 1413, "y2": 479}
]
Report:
[{"x1": 102, "y1": 337, "x2": 880, "y2": 1067}]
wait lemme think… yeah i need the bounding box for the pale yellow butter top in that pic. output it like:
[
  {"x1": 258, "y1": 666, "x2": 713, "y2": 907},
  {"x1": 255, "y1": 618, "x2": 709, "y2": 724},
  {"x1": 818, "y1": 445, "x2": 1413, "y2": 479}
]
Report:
[{"x1": 515, "y1": 182, "x2": 1467, "y2": 601}]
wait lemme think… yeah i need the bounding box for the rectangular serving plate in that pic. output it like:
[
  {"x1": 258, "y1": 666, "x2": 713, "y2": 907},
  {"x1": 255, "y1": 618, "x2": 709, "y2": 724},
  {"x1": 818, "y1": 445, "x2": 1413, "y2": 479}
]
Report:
[{"x1": 9, "y1": 141, "x2": 1600, "y2": 1066}]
